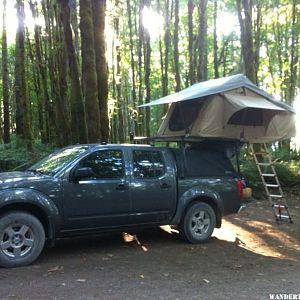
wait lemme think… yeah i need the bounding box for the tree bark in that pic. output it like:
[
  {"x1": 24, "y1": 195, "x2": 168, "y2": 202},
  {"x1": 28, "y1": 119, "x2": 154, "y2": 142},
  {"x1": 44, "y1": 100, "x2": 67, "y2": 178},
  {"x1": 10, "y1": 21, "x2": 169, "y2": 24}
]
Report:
[
  {"x1": 60, "y1": 0, "x2": 88, "y2": 143},
  {"x1": 197, "y1": 0, "x2": 208, "y2": 82},
  {"x1": 2, "y1": 0, "x2": 10, "y2": 143},
  {"x1": 143, "y1": 0, "x2": 151, "y2": 137},
  {"x1": 289, "y1": 0, "x2": 299, "y2": 103},
  {"x1": 15, "y1": 0, "x2": 33, "y2": 148},
  {"x1": 69, "y1": 0, "x2": 79, "y2": 53},
  {"x1": 80, "y1": 0, "x2": 101, "y2": 142},
  {"x1": 126, "y1": 0, "x2": 138, "y2": 136},
  {"x1": 92, "y1": 0, "x2": 109, "y2": 142},
  {"x1": 188, "y1": 0, "x2": 195, "y2": 85},
  {"x1": 237, "y1": 0, "x2": 256, "y2": 83},
  {"x1": 162, "y1": 0, "x2": 170, "y2": 97},
  {"x1": 173, "y1": 0, "x2": 180, "y2": 92},
  {"x1": 213, "y1": 0, "x2": 219, "y2": 79}
]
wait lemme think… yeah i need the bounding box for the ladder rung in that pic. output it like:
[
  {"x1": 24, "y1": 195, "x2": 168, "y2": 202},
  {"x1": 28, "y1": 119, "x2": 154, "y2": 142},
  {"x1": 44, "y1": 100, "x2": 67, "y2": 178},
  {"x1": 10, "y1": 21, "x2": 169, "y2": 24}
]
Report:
[
  {"x1": 266, "y1": 184, "x2": 280, "y2": 188},
  {"x1": 273, "y1": 204, "x2": 288, "y2": 208},
  {"x1": 258, "y1": 163, "x2": 272, "y2": 166},
  {"x1": 262, "y1": 173, "x2": 276, "y2": 177},
  {"x1": 251, "y1": 143, "x2": 293, "y2": 224},
  {"x1": 253, "y1": 152, "x2": 268, "y2": 155},
  {"x1": 276, "y1": 215, "x2": 291, "y2": 219},
  {"x1": 269, "y1": 194, "x2": 283, "y2": 198}
]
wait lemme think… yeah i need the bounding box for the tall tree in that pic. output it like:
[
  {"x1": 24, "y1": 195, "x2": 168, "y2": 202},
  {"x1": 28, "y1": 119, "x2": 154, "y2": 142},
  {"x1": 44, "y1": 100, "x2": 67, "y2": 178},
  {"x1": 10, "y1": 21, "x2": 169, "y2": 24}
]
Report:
[
  {"x1": 92, "y1": 0, "x2": 109, "y2": 142},
  {"x1": 162, "y1": 0, "x2": 171, "y2": 97},
  {"x1": 143, "y1": 0, "x2": 151, "y2": 137},
  {"x1": 60, "y1": 0, "x2": 88, "y2": 143},
  {"x1": 126, "y1": 0, "x2": 138, "y2": 136},
  {"x1": 213, "y1": 0, "x2": 219, "y2": 79},
  {"x1": 289, "y1": 0, "x2": 299, "y2": 102},
  {"x1": 79, "y1": 0, "x2": 101, "y2": 142},
  {"x1": 188, "y1": 0, "x2": 195, "y2": 84},
  {"x1": 197, "y1": 0, "x2": 208, "y2": 82},
  {"x1": 114, "y1": 0, "x2": 125, "y2": 142},
  {"x1": 2, "y1": 0, "x2": 10, "y2": 143},
  {"x1": 237, "y1": 0, "x2": 256, "y2": 83},
  {"x1": 173, "y1": 0, "x2": 181, "y2": 91},
  {"x1": 15, "y1": 0, "x2": 33, "y2": 147},
  {"x1": 69, "y1": 0, "x2": 79, "y2": 53}
]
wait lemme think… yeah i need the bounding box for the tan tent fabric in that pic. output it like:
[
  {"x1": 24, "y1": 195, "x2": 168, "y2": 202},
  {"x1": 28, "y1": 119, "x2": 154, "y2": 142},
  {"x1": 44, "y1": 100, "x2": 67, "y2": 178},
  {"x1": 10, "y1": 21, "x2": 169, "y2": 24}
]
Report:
[
  {"x1": 223, "y1": 94, "x2": 285, "y2": 111},
  {"x1": 157, "y1": 91, "x2": 296, "y2": 143}
]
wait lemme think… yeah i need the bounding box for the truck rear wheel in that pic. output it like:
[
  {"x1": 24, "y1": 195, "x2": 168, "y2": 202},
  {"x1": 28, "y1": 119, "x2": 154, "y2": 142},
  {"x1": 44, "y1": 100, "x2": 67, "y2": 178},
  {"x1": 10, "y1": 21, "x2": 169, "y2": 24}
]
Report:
[
  {"x1": 0, "y1": 211, "x2": 45, "y2": 268},
  {"x1": 180, "y1": 202, "x2": 216, "y2": 243}
]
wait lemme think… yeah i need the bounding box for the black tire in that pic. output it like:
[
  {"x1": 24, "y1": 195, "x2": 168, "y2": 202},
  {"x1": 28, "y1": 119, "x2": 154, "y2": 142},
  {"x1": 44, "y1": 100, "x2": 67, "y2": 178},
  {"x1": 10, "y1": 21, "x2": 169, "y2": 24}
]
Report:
[
  {"x1": 0, "y1": 211, "x2": 45, "y2": 268},
  {"x1": 179, "y1": 202, "x2": 216, "y2": 243}
]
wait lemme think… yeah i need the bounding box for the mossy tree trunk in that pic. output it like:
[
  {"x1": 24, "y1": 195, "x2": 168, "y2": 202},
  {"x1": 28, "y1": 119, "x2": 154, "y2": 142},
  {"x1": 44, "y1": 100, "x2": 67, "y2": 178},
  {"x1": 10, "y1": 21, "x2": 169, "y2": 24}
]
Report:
[
  {"x1": 60, "y1": 0, "x2": 88, "y2": 144},
  {"x1": 15, "y1": 0, "x2": 33, "y2": 149},
  {"x1": 80, "y1": 0, "x2": 101, "y2": 143},
  {"x1": 2, "y1": 0, "x2": 10, "y2": 144},
  {"x1": 92, "y1": 0, "x2": 109, "y2": 142}
]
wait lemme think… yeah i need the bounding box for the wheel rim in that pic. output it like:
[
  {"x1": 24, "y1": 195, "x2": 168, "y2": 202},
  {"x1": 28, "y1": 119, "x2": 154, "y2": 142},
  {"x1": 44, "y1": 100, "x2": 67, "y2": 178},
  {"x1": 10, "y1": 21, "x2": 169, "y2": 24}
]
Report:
[
  {"x1": 0, "y1": 223, "x2": 34, "y2": 259},
  {"x1": 190, "y1": 210, "x2": 211, "y2": 237}
]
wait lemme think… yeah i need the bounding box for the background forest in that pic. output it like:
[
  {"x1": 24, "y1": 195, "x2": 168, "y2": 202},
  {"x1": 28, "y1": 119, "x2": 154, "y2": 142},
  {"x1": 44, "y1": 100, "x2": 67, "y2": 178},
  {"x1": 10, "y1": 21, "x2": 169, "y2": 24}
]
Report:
[{"x1": 0, "y1": 0, "x2": 299, "y2": 184}]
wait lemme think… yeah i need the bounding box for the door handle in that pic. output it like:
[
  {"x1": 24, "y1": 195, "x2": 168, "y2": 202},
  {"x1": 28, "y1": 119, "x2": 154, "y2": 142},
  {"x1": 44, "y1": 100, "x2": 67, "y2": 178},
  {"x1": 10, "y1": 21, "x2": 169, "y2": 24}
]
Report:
[
  {"x1": 160, "y1": 182, "x2": 171, "y2": 189},
  {"x1": 116, "y1": 183, "x2": 129, "y2": 191}
]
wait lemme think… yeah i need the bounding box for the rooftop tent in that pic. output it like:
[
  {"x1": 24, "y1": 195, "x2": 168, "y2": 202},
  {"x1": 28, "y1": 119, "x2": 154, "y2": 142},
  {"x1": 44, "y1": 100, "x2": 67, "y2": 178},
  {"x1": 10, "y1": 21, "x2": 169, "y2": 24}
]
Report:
[{"x1": 140, "y1": 74, "x2": 296, "y2": 143}]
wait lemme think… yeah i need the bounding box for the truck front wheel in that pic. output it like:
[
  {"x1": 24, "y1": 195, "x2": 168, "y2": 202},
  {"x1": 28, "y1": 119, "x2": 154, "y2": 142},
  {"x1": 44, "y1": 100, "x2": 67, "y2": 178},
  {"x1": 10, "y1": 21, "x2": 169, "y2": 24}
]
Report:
[
  {"x1": 0, "y1": 211, "x2": 45, "y2": 268},
  {"x1": 180, "y1": 202, "x2": 216, "y2": 243}
]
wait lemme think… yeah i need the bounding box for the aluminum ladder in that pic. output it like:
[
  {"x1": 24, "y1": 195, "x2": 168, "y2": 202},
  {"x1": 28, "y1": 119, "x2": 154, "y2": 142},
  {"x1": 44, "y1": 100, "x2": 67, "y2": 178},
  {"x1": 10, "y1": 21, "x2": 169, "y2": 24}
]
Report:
[{"x1": 250, "y1": 143, "x2": 293, "y2": 223}]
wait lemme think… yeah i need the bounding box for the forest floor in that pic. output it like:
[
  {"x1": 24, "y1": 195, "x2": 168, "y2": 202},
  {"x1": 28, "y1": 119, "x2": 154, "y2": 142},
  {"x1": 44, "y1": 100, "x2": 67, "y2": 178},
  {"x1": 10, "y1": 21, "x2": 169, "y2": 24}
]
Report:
[{"x1": 0, "y1": 190, "x2": 299, "y2": 300}]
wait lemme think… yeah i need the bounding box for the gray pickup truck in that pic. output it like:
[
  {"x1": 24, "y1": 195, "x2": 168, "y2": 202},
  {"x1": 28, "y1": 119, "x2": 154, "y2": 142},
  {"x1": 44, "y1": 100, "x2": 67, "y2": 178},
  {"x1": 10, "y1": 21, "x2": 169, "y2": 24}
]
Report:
[{"x1": 0, "y1": 142, "x2": 243, "y2": 267}]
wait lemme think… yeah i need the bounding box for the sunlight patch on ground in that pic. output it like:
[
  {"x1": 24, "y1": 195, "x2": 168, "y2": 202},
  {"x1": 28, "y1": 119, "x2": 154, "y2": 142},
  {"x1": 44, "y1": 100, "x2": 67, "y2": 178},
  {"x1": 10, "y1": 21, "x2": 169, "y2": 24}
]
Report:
[{"x1": 213, "y1": 219, "x2": 295, "y2": 260}]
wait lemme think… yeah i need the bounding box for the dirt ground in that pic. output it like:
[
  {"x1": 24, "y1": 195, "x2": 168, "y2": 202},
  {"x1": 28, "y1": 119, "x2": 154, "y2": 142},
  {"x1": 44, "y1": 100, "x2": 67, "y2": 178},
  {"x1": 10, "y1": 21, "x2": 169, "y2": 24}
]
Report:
[{"x1": 0, "y1": 191, "x2": 299, "y2": 300}]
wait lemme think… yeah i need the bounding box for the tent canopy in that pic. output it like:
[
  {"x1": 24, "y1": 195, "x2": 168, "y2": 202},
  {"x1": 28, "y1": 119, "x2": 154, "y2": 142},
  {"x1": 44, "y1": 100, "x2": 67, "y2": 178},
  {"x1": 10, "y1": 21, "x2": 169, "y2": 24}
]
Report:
[{"x1": 140, "y1": 74, "x2": 296, "y2": 143}]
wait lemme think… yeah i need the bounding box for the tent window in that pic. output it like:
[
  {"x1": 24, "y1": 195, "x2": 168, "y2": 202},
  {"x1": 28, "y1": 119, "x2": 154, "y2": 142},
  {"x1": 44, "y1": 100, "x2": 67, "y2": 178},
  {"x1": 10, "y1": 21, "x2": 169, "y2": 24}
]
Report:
[
  {"x1": 169, "y1": 101, "x2": 202, "y2": 131},
  {"x1": 228, "y1": 108, "x2": 263, "y2": 126}
]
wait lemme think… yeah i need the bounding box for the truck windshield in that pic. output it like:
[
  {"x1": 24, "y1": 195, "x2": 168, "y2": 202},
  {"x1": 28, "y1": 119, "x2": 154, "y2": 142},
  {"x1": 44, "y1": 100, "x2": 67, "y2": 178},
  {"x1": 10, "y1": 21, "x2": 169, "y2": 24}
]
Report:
[{"x1": 28, "y1": 146, "x2": 90, "y2": 176}]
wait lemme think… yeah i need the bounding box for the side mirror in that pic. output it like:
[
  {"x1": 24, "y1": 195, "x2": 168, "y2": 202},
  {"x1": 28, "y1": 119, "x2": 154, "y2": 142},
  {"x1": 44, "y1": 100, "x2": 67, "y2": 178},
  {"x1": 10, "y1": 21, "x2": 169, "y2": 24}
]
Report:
[{"x1": 73, "y1": 167, "x2": 95, "y2": 181}]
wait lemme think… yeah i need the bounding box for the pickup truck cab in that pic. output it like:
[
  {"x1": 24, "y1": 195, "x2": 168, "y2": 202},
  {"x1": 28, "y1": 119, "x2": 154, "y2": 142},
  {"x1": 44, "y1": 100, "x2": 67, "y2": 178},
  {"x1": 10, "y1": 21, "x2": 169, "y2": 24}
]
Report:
[{"x1": 0, "y1": 142, "x2": 242, "y2": 267}]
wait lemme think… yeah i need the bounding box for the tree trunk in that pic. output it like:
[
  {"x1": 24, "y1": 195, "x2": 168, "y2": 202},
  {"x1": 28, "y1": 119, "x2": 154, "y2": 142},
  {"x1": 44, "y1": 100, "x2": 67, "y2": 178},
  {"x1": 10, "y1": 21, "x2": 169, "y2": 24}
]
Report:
[
  {"x1": 137, "y1": 1, "x2": 144, "y2": 135},
  {"x1": 213, "y1": 0, "x2": 219, "y2": 79},
  {"x1": 60, "y1": 0, "x2": 88, "y2": 143},
  {"x1": 237, "y1": 0, "x2": 256, "y2": 83},
  {"x1": 289, "y1": 0, "x2": 299, "y2": 102},
  {"x1": 15, "y1": 0, "x2": 33, "y2": 148},
  {"x1": 55, "y1": 4, "x2": 72, "y2": 146},
  {"x1": 92, "y1": 0, "x2": 109, "y2": 142},
  {"x1": 69, "y1": 0, "x2": 79, "y2": 53},
  {"x1": 2, "y1": 0, "x2": 10, "y2": 143},
  {"x1": 143, "y1": 0, "x2": 151, "y2": 137},
  {"x1": 80, "y1": 0, "x2": 101, "y2": 142},
  {"x1": 188, "y1": 0, "x2": 195, "y2": 84},
  {"x1": 126, "y1": 0, "x2": 138, "y2": 136},
  {"x1": 197, "y1": 0, "x2": 208, "y2": 82},
  {"x1": 162, "y1": 0, "x2": 170, "y2": 97},
  {"x1": 173, "y1": 0, "x2": 180, "y2": 92}
]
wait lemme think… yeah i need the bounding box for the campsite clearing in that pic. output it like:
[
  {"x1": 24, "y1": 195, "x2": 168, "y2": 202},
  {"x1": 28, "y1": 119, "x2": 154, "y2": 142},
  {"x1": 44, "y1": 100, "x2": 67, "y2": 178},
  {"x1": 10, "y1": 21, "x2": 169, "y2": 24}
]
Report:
[{"x1": 0, "y1": 189, "x2": 299, "y2": 299}]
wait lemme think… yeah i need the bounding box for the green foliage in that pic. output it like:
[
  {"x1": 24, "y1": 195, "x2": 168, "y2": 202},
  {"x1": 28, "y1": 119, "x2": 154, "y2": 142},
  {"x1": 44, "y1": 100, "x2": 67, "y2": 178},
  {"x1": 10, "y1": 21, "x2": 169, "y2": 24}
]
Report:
[{"x1": 0, "y1": 137, "x2": 55, "y2": 172}]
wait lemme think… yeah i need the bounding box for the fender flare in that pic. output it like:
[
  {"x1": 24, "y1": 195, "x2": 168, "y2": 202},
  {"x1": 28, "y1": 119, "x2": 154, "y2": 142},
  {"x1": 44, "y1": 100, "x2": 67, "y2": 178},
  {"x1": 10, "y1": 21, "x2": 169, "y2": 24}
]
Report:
[
  {"x1": 171, "y1": 186, "x2": 224, "y2": 226},
  {"x1": 0, "y1": 188, "x2": 61, "y2": 244}
]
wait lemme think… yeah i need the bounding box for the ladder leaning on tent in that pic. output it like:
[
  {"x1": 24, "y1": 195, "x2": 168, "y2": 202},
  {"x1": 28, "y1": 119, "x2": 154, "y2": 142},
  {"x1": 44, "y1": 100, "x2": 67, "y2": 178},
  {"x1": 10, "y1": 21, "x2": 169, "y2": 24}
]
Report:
[{"x1": 250, "y1": 143, "x2": 293, "y2": 223}]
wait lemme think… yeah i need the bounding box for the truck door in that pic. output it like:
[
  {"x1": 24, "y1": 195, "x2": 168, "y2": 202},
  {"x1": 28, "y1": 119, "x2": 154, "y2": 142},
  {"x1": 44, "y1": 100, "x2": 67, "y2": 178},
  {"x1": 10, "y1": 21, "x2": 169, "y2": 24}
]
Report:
[
  {"x1": 129, "y1": 149, "x2": 177, "y2": 224},
  {"x1": 62, "y1": 149, "x2": 131, "y2": 230}
]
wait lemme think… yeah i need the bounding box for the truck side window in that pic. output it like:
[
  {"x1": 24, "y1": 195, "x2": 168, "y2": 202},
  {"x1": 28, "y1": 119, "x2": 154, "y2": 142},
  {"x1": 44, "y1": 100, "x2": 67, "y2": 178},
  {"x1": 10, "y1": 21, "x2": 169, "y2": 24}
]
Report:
[
  {"x1": 78, "y1": 150, "x2": 124, "y2": 179},
  {"x1": 133, "y1": 150, "x2": 165, "y2": 179}
]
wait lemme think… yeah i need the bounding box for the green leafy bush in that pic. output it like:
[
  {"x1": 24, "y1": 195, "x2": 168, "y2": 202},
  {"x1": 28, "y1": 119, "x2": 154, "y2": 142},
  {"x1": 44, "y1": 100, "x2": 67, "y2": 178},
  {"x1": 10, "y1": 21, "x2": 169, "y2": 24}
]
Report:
[{"x1": 0, "y1": 138, "x2": 55, "y2": 172}]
